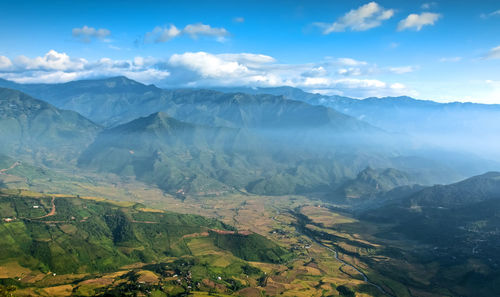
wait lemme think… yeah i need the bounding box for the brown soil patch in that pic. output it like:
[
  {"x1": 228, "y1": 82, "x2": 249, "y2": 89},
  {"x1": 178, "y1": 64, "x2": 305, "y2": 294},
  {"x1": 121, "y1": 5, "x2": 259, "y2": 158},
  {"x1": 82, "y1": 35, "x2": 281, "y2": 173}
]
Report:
[{"x1": 42, "y1": 284, "x2": 73, "y2": 297}]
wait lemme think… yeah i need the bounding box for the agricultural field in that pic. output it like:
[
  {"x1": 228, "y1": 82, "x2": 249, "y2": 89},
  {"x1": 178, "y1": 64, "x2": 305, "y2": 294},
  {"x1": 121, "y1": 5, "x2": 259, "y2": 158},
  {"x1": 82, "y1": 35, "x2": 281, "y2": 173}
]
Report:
[{"x1": 1, "y1": 163, "x2": 498, "y2": 296}]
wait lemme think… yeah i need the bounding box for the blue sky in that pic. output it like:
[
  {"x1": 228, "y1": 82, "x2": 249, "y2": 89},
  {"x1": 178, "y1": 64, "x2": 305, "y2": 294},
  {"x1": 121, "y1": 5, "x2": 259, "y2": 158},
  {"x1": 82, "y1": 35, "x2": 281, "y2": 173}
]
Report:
[{"x1": 0, "y1": 0, "x2": 500, "y2": 103}]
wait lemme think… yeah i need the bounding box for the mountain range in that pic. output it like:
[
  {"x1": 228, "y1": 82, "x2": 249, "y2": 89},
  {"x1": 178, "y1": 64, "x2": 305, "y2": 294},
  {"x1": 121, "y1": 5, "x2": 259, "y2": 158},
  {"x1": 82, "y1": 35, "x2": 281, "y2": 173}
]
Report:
[
  {"x1": 215, "y1": 85, "x2": 500, "y2": 160},
  {"x1": 0, "y1": 77, "x2": 498, "y2": 195}
]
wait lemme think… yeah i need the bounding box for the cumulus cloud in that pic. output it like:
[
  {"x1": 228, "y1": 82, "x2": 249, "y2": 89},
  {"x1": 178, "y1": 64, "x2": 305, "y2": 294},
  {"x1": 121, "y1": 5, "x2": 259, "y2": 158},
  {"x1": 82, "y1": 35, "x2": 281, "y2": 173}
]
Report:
[
  {"x1": 397, "y1": 12, "x2": 441, "y2": 31},
  {"x1": 0, "y1": 50, "x2": 415, "y2": 98},
  {"x1": 145, "y1": 23, "x2": 229, "y2": 43},
  {"x1": 0, "y1": 56, "x2": 13, "y2": 70},
  {"x1": 183, "y1": 23, "x2": 229, "y2": 41},
  {"x1": 169, "y1": 52, "x2": 249, "y2": 78},
  {"x1": 0, "y1": 50, "x2": 169, "y2": 84},
  {"x1": 314, "y1": 2, "x2": 394, "y2": 34},
  {"x1": 483, "y1": 45, "x2": 500, "y2": 60},
  {"x1": 13, "y1": 50, "x2": 88, "y2": 71},
  {"x1": 72, "y1": 25, "x2": 111, "y2": 43},
  {"x1": 301, "y1": 66, "x2": 328, "y2": 77},
  {"x1": 145, "y1": 25, "x2": 181, "y2": 43}
]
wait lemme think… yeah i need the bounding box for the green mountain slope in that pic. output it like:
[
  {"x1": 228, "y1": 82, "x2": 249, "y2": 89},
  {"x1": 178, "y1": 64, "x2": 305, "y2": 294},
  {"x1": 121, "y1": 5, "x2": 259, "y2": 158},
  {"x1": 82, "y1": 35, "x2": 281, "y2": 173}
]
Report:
[
  {"x1": 0, "y1": 189, "x2": 289, "y2": 275},
  {"x1": 78, "y1": 112, "x2": 266, "y2": 195},
  {"x1": 336, "y1": 167, "x2": 417, "y2": 200},
  {"x1": 78, "y1": 112, "x2": 403, "y2": 196},
  {"x1": 0, "y1": 88, "x2": 101, "y2": 165}
]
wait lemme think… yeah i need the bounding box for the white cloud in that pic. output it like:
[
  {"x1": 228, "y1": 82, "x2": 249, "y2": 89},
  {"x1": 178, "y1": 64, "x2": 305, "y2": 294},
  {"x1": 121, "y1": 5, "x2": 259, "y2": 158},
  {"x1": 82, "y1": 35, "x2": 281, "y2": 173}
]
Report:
[
  {"x1": 0, "y1": 56, "x2": 13, "y2": 70},
  {"x1": 13, "y1": 50, "x2": 87, "y2": 71},
  {"x1": 169, "y1": 52, "x2": 249, "y2": 78},
  {"x1": 233, "y1": 17, "x2": 245, "y2": 23},
  {"x1": 336, "y1": 57, "x2": 368, "y2": 66},
  {"x1": 300, "y1": 77, "x2": 414, "y2": 97},
  {"x1": 0, "y1": 50, "x2": 416, "y2": 98},
  {"x1": 183, "y1": 23, "x2": 229, "y2": 40},
  {"x1": 314, "y1": 2, "x2": 394, "y2": 34},
  {"x1": 72, "y1": 25, "x2": 111, "y2": 43},
  {"x1": 0, "y1": 50, "x2": 170, "y2": 84},
  {"x1": 145, "y1": 25, "x2": 181, "y2": 43},
  {"x1": 439, "y1": 57, "x2": 462, "y2": 62},
  {"x1": 388, "y1": 66, "x2": 416, "y2": 74},
  {"x1": 398, "y1": 12, "x2": 441, "y2": 31},
  {"x1": 337, "y1": 68, "x2": 363, "y2": 76},
  {"x1": 217, "y1": 53, "x2": 276, "y2": 67},
  {"x1": 483, "y1": 45, "x2": 500, "y2": 60},
  {"x1": 145, "y1": 23, "x2": 229, "y2": 43},
  {"x1": 302, "y1": 66, "x2": 328, "y2": 77}
]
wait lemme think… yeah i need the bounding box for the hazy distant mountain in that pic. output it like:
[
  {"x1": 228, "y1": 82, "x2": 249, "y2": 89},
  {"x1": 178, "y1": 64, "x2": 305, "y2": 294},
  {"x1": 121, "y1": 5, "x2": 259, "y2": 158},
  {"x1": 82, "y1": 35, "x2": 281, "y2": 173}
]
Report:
[
  {"x1": 1, "y1": 77, "x2": 497, "y2": 186},
  {"x1": 336, "y1": 167, "x2": 417, "y2": 200},
  {"x1": 217, "y1": 85, "x2": 500, "y2": 133},
  {"x1": 0, "y1": 77, "x2": 375, "y2": 133},
  {"x1": 218, "y1": 86, "x2": 500, "y2": 160},
  {"x1": 0, "y1": 88, "x2": 101, "y2": 165},
  {"x1": 0, "y1": 77, "x2": 165, "y2": 126}
]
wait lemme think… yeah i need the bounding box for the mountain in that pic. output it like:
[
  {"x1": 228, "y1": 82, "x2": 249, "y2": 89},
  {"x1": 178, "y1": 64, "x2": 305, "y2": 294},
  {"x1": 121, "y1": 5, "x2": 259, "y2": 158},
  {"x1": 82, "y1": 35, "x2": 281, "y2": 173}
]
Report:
[
  {"x1": 360, "y1": 172, "x2": 500, "y2": 296},
  {"x1": 0, "y1": 88, "x2": 101, "y2": 165},
  {"x1": 79, "y1": 112, "x2": 384, "y2": 196},
  {"x1": 335, "y1": 167, "x2": 418, "y2": 200},
  {"x1": 368, "y1": 171, "x2": 500, "y2": 212},
  {"x1": 0, "y1": 77, "x2": 376, "y2": 133},
  {"x1": 224, "y1": 86, "x2": 500, "y2": 160},
  {"x1": 78, "y1": 112, "x2": 268, "y2": 195},
  {"x1": 0, "y1": 76, "x2": 161, "y2": 126},
  {"x1": 218, "y1": 85, "x2": 500, "y2": 134}
]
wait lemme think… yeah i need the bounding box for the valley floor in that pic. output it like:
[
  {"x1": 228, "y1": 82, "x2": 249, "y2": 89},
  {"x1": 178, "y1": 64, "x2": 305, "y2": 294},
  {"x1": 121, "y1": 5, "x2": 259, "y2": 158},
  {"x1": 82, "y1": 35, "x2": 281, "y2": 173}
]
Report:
[{"x1": 0, "y1": 168, "x2": 489, "y2": 296}]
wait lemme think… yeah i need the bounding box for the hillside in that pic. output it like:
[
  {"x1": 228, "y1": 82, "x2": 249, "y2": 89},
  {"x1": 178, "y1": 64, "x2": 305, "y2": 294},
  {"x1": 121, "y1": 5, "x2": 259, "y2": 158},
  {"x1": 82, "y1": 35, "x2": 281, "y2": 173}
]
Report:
[
  {"x1": 0, "y1": 88, "x2": 101, "y2": 165},
  {"x1": 336, "y1": 167, "x2": 417, "y2": 200},
  {"x1": 226, "y1": 85, "x2": 500, "y2": 160},
  {"x1": 78, "y1": 112, "x2": 369, "y2": 196},
  {"x1": 78, "y1": 112, "x2": 265, "y2": 195},
  {"x1": 360, "y1": 172, "x2": 500, "y2": 296},
  {"x1": 0, "y1": 189, "x2": 289, "y2": 274}
]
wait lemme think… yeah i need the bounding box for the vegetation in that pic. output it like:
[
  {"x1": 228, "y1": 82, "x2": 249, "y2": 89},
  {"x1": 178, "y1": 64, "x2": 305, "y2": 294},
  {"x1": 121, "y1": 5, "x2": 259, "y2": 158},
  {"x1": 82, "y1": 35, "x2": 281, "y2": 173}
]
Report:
[{"x1": 0, "y1": 190, "x2": 287, "y2": 276}]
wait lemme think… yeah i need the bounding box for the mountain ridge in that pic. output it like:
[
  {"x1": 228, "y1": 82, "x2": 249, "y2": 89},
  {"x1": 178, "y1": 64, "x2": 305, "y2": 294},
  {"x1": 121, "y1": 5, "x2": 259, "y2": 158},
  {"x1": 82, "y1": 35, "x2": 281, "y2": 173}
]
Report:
[{"x1": 0, "y1": 87, "x2": 102, "y2": 165}]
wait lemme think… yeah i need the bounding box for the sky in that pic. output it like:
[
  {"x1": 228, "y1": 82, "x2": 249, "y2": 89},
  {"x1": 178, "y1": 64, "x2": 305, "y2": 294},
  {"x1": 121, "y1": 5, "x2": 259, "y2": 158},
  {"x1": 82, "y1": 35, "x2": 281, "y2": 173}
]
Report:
[{"x1": 0, "y1": 0, "x2": 499, "y2": 103}]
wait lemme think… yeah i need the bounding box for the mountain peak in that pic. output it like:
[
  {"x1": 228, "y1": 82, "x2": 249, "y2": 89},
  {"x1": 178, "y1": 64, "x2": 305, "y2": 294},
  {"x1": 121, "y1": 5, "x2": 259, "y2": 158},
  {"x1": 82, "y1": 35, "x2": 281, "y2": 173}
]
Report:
[
  {"x1": 111, "y1": 111, "x2": 193, "y2": 134},
  {"x1": 103, "y1": 76, "x2": 140, "y2": 86},
  {"x1": 82, "y1": 76, "x2": 144, "y2": 89}
]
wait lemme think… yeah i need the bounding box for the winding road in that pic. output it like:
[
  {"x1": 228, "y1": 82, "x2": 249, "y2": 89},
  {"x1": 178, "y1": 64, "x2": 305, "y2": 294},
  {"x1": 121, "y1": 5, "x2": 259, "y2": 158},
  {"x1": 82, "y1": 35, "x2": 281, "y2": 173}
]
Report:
[
  {"x1": 270, "y1": 207, "x2": 393, "y2": 296},
  {"x1": 0, "y1": 161, "x2": 21, "y2": 175}
]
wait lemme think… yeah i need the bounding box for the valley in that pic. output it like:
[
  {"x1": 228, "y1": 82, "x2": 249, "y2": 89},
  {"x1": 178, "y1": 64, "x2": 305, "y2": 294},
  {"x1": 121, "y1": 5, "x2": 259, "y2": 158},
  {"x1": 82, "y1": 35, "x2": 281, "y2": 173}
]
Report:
[
  {"x1": 0, "y1": 76, "x2": 499, "y2": 297},
  {"x1": 1, "y1": 2, "x2": 500, "y2": 296},
  {"x1": 2, "y1": 171, "x2": 498, "y2": 297}
]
